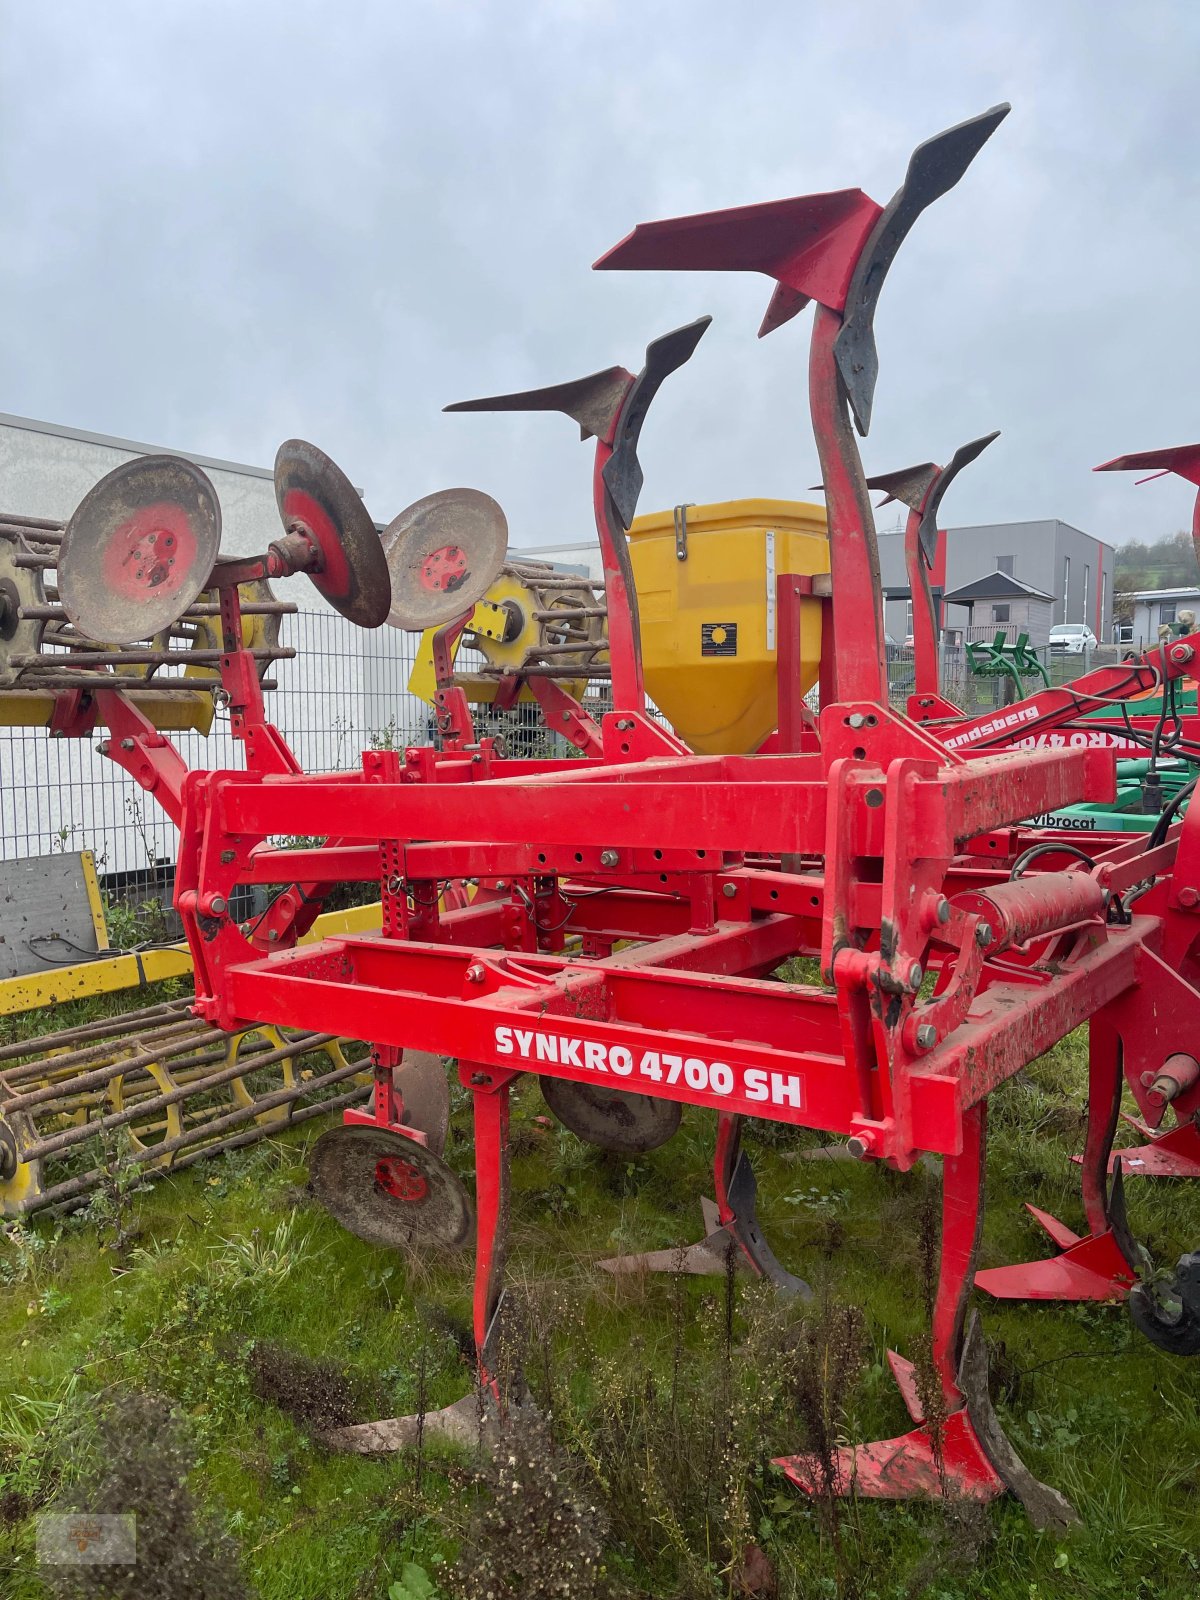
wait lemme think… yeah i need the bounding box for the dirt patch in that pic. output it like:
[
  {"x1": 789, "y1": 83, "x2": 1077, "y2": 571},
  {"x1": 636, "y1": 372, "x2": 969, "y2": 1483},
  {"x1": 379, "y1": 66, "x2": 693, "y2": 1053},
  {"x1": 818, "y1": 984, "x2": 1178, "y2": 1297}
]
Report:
[
  {"x1": 0, "y1": 1486, "x2": 29, "y2": 1527},
  {"x1": 247, "y1": 1341, "x2": 363, "y2": 1435}
]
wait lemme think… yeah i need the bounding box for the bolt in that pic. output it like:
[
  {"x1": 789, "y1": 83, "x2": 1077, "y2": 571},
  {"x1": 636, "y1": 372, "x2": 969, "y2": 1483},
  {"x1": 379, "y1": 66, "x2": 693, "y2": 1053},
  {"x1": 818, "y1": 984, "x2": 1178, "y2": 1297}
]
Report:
[
  {"x1": 239, "y1": 922, "x2": 251, "y2": 937},
  {"x1": 120, "y1": 738, "x2": 135, "y2": 751},
  {"x1": 722, "y1": 882, "x2": 738, "y2": 899},
  {"x1": 847, "y1": 1133, "x2": 878, "y2": 1161},
  {"x1": 600, "y1": 849, "x2": 619, "y2": 867},
  {"x1": 1171, "y1": 643, "x2": 1194, "y2": 664},
  {"x1": 208, "y1": 895, "x2": 227, "y2": 916},
  {"x1": 267, "y1": 929, "x2": 279, "y2": 943},
  {"x1": 469, "y1": 1071, "x2": 490, "y2": 1085},
  {"x1": 975, "y1": 922, "x2": 994, "y2": 948},
  {"x1": 907, "y1": 962, "x2": 923, "y2": 990},
  {"x1": 915, "y1": 1023, "x2": 938, "y2": 1051},
  {"x1": 936, "y1": 897, "x2": 951, "y2": 924},
  {"x1": 220, "y1": 849, "x2": 236, "y2": 864},
  {"x1": 95, "y1": 741, "x2": 109, "y2": 756},
  {"x1": 466, "y1": 962, "x2": 486, "y2": 984},
  {"x1": 1179, "y1": 885, "x2": 1199, "y2": 909},
  {"x1": 847, "y1": 712, "x2": 866, "y2": 729}
]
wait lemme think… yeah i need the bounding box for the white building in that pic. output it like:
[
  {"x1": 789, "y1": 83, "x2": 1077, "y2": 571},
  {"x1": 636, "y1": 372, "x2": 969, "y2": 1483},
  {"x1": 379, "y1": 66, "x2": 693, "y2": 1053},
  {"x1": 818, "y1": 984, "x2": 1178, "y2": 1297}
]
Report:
[{"x1": 1117, "y1": 586, "x2": 1200, "y2": 647}]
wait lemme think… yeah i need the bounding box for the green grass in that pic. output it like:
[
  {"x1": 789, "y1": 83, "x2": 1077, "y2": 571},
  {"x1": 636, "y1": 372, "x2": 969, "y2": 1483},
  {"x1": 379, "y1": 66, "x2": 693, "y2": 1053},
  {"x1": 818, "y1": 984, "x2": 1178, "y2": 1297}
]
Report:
[{"x1": 2, "y1": 995, "x2": 1199, "y2": 1598}]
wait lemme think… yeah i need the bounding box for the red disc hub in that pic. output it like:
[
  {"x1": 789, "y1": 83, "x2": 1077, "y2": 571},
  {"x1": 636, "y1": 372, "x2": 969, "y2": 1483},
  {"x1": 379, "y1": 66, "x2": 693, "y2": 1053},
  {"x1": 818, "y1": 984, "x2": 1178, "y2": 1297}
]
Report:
[
  {"x1": 374, "y1": 1154, "x2": 428, "y2": 1202},
  {"x1": 420, "y1": 544, "x2": 469, "y2": 594}
]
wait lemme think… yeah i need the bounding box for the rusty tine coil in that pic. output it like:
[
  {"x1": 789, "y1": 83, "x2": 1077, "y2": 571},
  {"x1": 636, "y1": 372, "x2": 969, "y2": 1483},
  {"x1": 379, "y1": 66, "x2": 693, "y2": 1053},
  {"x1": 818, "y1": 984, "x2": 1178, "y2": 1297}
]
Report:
[
  {"x1": 23, "y1": 1032, "x2": 339, "y2": 1160},
  {"x1": 29, "y1": 1075, "x2": 376, "y2": 1209}
]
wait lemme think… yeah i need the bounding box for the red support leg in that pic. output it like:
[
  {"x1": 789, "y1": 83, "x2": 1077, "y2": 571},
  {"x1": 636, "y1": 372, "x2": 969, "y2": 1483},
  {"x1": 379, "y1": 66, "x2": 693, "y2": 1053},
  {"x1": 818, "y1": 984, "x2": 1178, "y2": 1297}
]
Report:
[
  {"x1": 326, "y1": 1068, "x2": 513, "y2": 1454},
  {"x1": 976, "y1": 1026, "x2": 1137, "y2": 1302},
  {"x1": 471, "y1": 1077, "x2": 512, "y2": 1387},
  {"x1": 776, "y1": 1105, "x2": 1007, "y2": 1504}
]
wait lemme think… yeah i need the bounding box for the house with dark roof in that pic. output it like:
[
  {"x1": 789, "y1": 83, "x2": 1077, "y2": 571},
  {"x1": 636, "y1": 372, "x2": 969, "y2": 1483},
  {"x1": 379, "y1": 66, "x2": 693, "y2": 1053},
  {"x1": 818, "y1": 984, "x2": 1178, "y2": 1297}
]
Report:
[{"x1": 940, "y1": 570, "x2": 1057, "y2": 646}]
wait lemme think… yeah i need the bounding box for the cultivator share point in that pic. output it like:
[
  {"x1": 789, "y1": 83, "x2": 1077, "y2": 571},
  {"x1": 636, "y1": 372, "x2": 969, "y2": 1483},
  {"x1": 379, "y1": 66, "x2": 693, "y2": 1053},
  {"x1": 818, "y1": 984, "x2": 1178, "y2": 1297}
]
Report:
[{"x1": 8, "y1": 101, "x2": 1200, "y2": 1513}]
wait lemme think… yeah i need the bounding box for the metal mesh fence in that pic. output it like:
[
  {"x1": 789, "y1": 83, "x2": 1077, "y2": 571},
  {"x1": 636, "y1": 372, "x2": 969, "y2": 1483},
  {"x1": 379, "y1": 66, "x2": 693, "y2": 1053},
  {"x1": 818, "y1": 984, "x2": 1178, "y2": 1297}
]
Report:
[{"x1": 0, "y1": 611, "x2": 434, "y2": 923}]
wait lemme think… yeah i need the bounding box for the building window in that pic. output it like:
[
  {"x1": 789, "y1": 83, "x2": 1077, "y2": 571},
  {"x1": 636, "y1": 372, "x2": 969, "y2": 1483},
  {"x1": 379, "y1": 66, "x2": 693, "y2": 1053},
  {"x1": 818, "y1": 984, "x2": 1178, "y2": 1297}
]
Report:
[
  {"x1": 1062, "y1": 555, "x2": 1070, "y2": 623},
  {"x1": 1161, "y1": 603, "x2": 1177, "y2": 627},
  {"x1": 992, "y1": 604, "x2": 1010, "y2": 624},
  {"x1": 1083, "y1": 564, "x2": 1090, "y2": 624},
  {"x1": 997, "y1": 555, "x2": 1014, "y2": 576},
  {"x1": 905, "y1": 599, "x2": 913, "y2": 638},
  {"x1": 1101, "y1": 568, "x2": 1107, "y2": 639}
]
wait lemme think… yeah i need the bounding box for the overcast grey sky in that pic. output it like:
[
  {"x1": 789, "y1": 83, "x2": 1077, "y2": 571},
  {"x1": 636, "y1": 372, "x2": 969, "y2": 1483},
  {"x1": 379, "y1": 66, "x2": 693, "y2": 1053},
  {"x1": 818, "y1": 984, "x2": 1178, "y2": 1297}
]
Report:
[{"x1": 2, "y1": 1, "x2": 1198, "y2": 550}]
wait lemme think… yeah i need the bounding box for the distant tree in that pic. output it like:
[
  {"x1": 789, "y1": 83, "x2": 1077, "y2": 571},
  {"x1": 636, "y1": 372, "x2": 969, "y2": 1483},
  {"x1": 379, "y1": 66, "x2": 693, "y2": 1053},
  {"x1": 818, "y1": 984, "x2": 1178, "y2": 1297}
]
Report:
[{"x1": 1115, "y1": 529, "x2": 1198, "y2": 589}]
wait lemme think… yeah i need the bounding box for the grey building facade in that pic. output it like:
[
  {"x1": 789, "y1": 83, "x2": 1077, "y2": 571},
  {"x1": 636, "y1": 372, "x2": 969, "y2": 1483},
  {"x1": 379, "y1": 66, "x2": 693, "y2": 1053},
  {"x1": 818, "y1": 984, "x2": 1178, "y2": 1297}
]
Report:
[{"x1": 879, "y1": 518, "x2": 1115, "y2": 645}]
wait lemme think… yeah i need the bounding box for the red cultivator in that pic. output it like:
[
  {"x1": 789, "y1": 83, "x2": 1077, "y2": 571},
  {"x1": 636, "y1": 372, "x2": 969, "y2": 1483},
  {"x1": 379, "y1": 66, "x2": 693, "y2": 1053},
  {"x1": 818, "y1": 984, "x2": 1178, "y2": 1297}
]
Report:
[{"x1": 30, "y1": 103, "x2": 1200, "y2": 1516}]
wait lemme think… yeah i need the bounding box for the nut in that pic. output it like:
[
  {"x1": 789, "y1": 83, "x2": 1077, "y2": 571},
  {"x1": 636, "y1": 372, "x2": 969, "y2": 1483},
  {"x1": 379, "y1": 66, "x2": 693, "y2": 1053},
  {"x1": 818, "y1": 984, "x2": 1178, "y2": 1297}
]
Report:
[
  {"x1": 721, "y1": 882, "x2": 737, "y2": 899},
  {"x1": 847, "y1": 1134, "x2": 876, "y2": 1160},
  {"x1": 599, "y1": 849, "x2": 619, "y2": 867},
  {"x1": 1178, "y1": 885, "x2": 1199, "y2": 909},
  {"x1": 847, "y1": 712, "x2": 866, "y2": 729},
  {"x1": 466, "y1": 962, "x2": 487, "y2": 984},
  {"x1": 120, "y1": 738, "x2": 135, "y2": 751}
]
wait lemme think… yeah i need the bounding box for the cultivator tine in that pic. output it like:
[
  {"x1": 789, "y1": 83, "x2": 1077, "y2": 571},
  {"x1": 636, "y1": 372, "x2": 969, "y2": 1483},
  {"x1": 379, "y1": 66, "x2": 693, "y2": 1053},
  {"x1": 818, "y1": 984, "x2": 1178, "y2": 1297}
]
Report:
[
  {"x1": 445, "y1": 366, "x2": 635, "y2": 442},
  {"x1": 863, "y1": 460, "x2": 940, "y2": 511},
  {"x1": 599, "y1": 1114, "x2": 811, "y2": 1296},
  {"x1": 1103, "y1": 1117, "x2": 1200, "y2": 1178},
  {"x1": 835, "y1": 106, "x2": 1010, "y2": 434},
  {"x1": 601, "y1": 317, "x2": 711, "y2": 530},
  {"x1": 913, "y1": 431, "x2": 1000, "y2": 566},
  {"x1": 1095, "y1": 443, "x2": 1200, "y2": 486},
  {"x1": 599, "y1": 1197, "x2": 744, "y2": 1278},
  {"x1": 778, "y1": 1314, "x2": 1078, "y2": 1523},
  {"x1": 593, "y1": 188, "x2": 884, "y2": 334},
  {"x1": 974, "y1": 1198, "x2": 1139, "y2": 1303}
]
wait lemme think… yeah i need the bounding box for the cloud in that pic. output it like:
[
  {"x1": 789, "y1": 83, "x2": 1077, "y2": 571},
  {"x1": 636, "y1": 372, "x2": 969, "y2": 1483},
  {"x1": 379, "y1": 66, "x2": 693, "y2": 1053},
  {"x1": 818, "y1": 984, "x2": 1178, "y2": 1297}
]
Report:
[{"x1": 1, "y1": 0, "x2": 1198, "y2": 548}]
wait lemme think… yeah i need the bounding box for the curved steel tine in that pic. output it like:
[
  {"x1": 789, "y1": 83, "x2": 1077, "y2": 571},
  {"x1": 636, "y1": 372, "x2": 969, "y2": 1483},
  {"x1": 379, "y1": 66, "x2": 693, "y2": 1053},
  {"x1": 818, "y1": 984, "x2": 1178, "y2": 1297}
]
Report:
[
  {"x1": 915, "y1": 430, "x2": 1001, "y2": 565},
  {"x1": 444, "y1": 366, "x2": 634, "y2": 443},
  {"x1": 861, "y1": 460, "x2": 940, "y2": 511},
  {"x1": 725, "y1": 1149, "x2": 812, "y2": 1299},
  {"x1": 602, "y1": 316, "x2": 712, "y2": 529},
  {"x1": 835, "y1": 105, "x2": 1011, "y2": 436}
]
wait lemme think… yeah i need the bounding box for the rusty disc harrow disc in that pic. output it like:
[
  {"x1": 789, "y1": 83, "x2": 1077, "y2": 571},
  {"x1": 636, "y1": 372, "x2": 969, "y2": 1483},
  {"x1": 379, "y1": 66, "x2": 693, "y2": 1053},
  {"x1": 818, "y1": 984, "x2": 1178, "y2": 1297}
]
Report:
[
  {"x1": 393, "y1": 1050, "x2": 451, "y2": 1158},
  {"x1": 382, "y1": 488, "x2": 508, "y2": 630},
  {"x1": 308, "y1": 1123, "x2": 472, "y2": 1248},
  {"x1": 58, "y1": 456, "x2": 222, "y2": 644},
  {"x1": 274, "y1": 439, "x2": 390, "y2": 628},
  {"x1": 539, "y1": 1077, "x2": 681, "y2": 1153}
]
